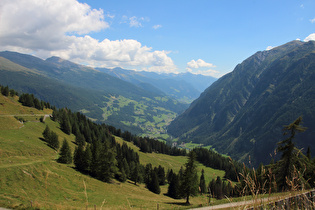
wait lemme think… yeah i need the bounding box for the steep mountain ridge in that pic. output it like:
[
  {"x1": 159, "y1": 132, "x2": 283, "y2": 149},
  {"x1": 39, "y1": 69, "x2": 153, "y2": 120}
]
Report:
[{"x1": 168, "y1": 40, "x2": 315, "y2": 165}]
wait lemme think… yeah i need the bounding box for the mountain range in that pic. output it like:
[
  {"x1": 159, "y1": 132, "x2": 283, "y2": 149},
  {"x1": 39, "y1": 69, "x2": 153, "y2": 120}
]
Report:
[
  {"x1": 168, "y1": 40, "x2": 315, "y2": 166},
  {"x1": 97, "y1": 67, "x2": 216, "y2": 103},
  {"x1": 0, "y1": 51, "x2": 214, "y2": 138}
]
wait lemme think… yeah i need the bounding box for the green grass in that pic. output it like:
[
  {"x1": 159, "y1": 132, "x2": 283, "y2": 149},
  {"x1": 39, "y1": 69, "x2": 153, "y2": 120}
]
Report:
[
  {"x1": 0, "y1": 119, "x2": 224, "y2": 209},
  {"x1": 114, "y1": 137, "x2": 225, "y2": 185},
  {"x1": 0, "y1": 95, "x2": 229, "y2": 209}
]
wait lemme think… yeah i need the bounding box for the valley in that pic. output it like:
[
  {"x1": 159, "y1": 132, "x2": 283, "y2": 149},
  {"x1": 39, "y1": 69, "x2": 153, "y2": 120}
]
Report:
[{"x1": 0, "y1": 40, "x2": 315, "y2": 209}]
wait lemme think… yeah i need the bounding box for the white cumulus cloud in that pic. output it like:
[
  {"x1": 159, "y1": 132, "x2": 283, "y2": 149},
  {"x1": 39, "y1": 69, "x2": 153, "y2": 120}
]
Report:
[
  {"x1": 0, "y1": 0, "x2": 176, "y2": 73},
  {"x1": 304, "y1": 33, "x2": 315, "y2": 42},
  {"x1": 266, "y1": 46, "x2": 275, "y2": 51},
  {"x1": 0, "y1": 0, "x2": 108, "y2": 51},
  {"x1": 186, "y1": 59, "x2": 218, "y2": 76},
  {"x1": 187, "y1": 59, "x2": 216, "y2": 69}
]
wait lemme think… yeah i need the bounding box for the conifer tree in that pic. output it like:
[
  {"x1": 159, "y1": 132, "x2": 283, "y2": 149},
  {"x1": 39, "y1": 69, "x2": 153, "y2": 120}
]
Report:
[
  {"x1": 98, "y1": 142, "x2": 118, "y2": 182},
  {"x1": 214, "y1": 176, "x2": 223, "y2": 199},
  {"x1": 1, "y1": 86, "x2": 9, "y2": 96},
  {"x1": 122, "y1": 158, "x2": 130, "y2": 178},
  {"x1": 131, "y1": 162, "x2": 140, "y2": 185},
  {"x1": 82, "y1": 145, "x2": 92, "y2": 172},
  {"x1": 58, "y1": 138, "x2": 72, "y2": 164},
  {"x1": 75, "y1": 133, "x2": 85, "y2": 146},
  {"x1": 90, "y1": 139, "x2": 101, "y2": 177},
  {"x1": 73, "y1": 144, "x2": 85, "y2": 171},
  {"x1": 199, "y1": 169, "x2": 207, "y2": 194},
  {"x1": 274, "y1": 116, "x2": 307, "y2": 191},
  {"x1": 157, "y1": 165, "x2": 166, "y2": 185},
  {"x1": 61, "y1": 112, "x2": 71, "y2": 135},
  {"x1": 182, "y1": 151, "x2": 199, "y2": 204},
  {"x1": 149, "y1": 171, "x2": 161, "y2": 194},
  {"x1": 42, "y1": 125, "x2": 51, "y2": 142},
  {"x1": 48, "y1": 131, "x2": 59, "y2": 150},
  {"x1": 168, "y1": 172, "x2": 180, "y2": 199}
]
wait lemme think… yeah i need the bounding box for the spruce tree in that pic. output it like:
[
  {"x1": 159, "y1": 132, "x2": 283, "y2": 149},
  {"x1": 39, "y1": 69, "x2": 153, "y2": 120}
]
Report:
[
  {"x1": 131, "y1": 162, "x2": 140, "y2": 185},
  {"x1": 61, "y1": 112, "x2": 71, "y2": 135},
  {"x1": 182, "y1": 151, "x2": 199, "y2": 204},
  {"x1": 214, "y1": 176, "x2": 223, "y2": 199},
  {"x1": 157, "y1": 165, "x2": 166, "y2": 185},
  {"x1": 274, "y1": 116, "x2": 307, "y2": 191},
  {"x1": 42, "y1": 125, "x2": 51, "y2": 142},
  {"x1": 1, "y1": 86, "x2": 9, "y2": 96},
  {"x1": 58, "y1": 138, "x2": 72, "y2": 164},
  {"x1": 149, "y1": 170, "x2": 161, "y2": 194},
  {"x1": 75, "y1": 133, "x2": 85, "y2": 146},
  {"x1": 82, "y1": 145, "x2": 92, "y2": 172},
  {"x1": 48, "y1": 131, "x2": 59, "y2": 150},
  {"x1": 73, "y1": 144, "x2": 85, "y2": 171},
  {"x1": 199, "y1": 169, "x2": 207, "y2": 194},
  {"x1": 168, "y1": 172, "x2": 180, "y2": 199},
  {"x1": 98, "y1": 142, "x2": 118, "y2": 182}
]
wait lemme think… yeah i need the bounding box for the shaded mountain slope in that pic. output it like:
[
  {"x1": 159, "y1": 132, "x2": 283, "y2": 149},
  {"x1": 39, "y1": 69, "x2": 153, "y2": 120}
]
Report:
[
  {"x1": 168, "y1": 40, "x2": 315, "y2": 165},
  {"x1": 0, "y1": 52, "x2": 188, "y2": 136}
]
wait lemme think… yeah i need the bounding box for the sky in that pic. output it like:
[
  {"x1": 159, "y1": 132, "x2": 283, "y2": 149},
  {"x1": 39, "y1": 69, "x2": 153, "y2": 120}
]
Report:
[{"x1": 0, "y1": 0, "x2": 315, "y2": 78}]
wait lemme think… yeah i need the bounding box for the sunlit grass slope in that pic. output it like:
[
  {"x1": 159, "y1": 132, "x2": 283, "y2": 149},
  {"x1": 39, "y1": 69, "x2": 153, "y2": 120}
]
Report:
[{"x1": 0, "y1": 95, "x2": 226, "y2": 209}]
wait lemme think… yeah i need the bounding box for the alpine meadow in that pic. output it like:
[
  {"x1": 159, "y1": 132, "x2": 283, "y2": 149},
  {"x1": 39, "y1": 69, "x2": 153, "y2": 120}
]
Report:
[{"x1": 1, "y1": 0, "x2": 315, "y2": 209}]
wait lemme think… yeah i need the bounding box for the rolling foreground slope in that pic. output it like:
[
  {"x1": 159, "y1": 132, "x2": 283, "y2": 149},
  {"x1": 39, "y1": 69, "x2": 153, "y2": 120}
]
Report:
[
  {"x1": 0, "y1": 94, "x2": 225, "y2": 209},
  {"x1": 168, "y1": 40, "x2": 315, "y2": 166}
]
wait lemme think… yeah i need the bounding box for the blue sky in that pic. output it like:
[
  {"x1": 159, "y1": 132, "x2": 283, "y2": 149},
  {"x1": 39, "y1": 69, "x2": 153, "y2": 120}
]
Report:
[{"x1": 0, "y1": 0, "x2": 314, "y2": 77}]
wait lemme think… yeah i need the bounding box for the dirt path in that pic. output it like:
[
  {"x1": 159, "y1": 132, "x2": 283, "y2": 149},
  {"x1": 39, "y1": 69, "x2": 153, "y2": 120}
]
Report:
[
  {"x1": 192, "y1": 190, "x2": 315, "y2": 209},
  {"x1": 0, "y1": 114, "x2": 50, "y2": 121},
  {"x1": 0, "y1": 159, "x2": 47, "y2": 169}
]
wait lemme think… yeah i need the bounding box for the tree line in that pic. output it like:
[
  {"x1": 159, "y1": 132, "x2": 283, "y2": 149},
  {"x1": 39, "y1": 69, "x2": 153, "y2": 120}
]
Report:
[
  {"x1": 0, "y1": 85, "x2": 18, "y2": 97},
  {"x1": 192, "y1": 147, "x2": 243, "y2": 182},
  {"x1": 107, "y1": 128, "x2": 186, "y2": 156},
  {"x1": 199, "y1": 117, "x2": 315, "y2": 200},
  {"x1": 0, "y1": 84, "x2": 52, "y2": 110},
  {"x1": 6, "y1": 84, "x2": 314, "y2": 204}
]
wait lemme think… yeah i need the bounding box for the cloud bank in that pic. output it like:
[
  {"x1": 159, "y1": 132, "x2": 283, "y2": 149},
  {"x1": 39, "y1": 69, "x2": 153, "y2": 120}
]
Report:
[
  {"x1": 186, "y1": 59, "x2": 218, "y2": 77},
  {"x1": 0, "y1": 0, "x2": 176, "y2": 73},
  {"x1": 304, "y1": 33, "x2": 315, "y2": 42}
]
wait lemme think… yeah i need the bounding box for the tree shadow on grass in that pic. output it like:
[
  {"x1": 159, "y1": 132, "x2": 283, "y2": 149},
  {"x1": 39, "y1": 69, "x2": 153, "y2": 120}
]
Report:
[{"x1": 164, "y1": 202, "x2": 190, "y2": 206}]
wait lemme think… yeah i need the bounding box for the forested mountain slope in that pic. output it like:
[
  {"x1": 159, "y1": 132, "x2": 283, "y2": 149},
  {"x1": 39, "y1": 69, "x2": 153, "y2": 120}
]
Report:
[
  {"x1": 168, "y1": 40, "x2": 315, "y2": 166},
  {"x1": 0, "y1": 51, "x2": 187, "y2": 136}
]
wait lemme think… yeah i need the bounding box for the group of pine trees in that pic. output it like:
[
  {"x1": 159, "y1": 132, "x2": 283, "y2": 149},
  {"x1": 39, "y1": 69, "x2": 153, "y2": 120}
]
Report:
[
  {"x1": 108, "y1": 128, "x2": 186, "y2": 156},
  {"x1": 192, "y1": 147, "x2": 243, "y2": 182},
  {"x1": 42, "y1": 125, "x2": 59, "y2": 150},
  {"x1": 49, "y1": 108, "x2": 175, "y2": 194},
  {"x1": 19, "y1": 93, "x2": 52, "y2": 110},
  {"x1": 166, "y1": 151, "x2": 205, "y2": 204},
  {"x1": 0, "y1": 85, "x2": 18, "y2": 97},
  {"x1": 0, "y1": 84, "x2": 52, "y2": 111}
]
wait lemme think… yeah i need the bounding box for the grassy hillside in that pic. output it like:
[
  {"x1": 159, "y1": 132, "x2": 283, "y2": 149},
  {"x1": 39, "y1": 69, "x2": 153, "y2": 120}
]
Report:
[{"x1": 0, "y1": 94, "x2": 226, "y2": 209}]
